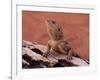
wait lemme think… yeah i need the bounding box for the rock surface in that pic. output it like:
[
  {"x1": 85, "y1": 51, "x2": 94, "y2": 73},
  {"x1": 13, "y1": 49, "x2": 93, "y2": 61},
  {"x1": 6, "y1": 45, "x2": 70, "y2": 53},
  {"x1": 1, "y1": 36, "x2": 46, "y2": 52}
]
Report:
[{"x1": 22, "y1": 40, "x2": 89, "y2": 68}]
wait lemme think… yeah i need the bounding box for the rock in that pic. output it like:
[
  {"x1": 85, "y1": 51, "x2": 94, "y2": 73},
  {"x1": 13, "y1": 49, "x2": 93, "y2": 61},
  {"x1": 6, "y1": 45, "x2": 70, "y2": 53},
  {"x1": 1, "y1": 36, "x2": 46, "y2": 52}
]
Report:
[{"x1": 22, "y1": 40, "x2": 89, "y2": 68}]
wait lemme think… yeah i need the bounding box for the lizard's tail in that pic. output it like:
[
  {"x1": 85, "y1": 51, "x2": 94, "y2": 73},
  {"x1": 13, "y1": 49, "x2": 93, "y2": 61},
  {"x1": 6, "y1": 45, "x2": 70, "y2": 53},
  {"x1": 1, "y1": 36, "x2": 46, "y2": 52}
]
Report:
[
  {"x1": 72, "y1": 51, "x2": 81, "y2": 58},
  {"x1": 72, "y1": 51, "x2": 89, "y2": 64}
]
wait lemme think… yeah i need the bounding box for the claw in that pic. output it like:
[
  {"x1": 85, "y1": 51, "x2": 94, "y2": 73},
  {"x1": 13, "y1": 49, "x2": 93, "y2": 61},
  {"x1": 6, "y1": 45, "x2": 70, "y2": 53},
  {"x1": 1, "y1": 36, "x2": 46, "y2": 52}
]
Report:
[
  {"x1": 66, "y1": 56, "x2": 73, "y2": 61},
  {"x1": 43, "y1": 52, "x2": 50, "y2": 57}
]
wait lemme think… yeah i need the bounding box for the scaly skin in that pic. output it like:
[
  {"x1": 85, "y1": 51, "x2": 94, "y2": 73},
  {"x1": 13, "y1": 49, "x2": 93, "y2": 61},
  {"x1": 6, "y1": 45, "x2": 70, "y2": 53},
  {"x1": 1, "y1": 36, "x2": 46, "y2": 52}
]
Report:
[{"x1": 44, "y1": 19, "x2": 89, "y2": 63}]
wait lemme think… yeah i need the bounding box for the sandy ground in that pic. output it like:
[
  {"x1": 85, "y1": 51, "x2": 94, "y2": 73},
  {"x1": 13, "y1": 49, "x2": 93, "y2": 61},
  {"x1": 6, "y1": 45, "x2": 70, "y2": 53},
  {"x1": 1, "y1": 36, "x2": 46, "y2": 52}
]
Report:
[{"x1": 22, "y1": 11, "x2": 89, "y2": 60}]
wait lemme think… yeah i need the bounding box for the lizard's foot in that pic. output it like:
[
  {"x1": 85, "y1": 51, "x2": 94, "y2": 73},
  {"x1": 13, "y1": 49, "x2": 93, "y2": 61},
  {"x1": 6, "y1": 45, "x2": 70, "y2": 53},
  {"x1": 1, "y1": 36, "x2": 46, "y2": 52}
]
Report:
[
  {"x1": 43, "y1": 52, "x2": 50, "y2": 57},
  {"x1": 66, "y1": 56, "x2": 73, "y2": 61}
]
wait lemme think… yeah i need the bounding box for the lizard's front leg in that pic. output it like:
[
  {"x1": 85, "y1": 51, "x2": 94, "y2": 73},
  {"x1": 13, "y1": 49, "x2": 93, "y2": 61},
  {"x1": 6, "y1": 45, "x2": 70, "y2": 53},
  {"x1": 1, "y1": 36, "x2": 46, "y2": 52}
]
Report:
[
  {"x1": 66, "y1": 49, "x2": 73, "y2": 61},
  {"x1": 43, "y1": 41, "x2": 51, "y2": 57}
]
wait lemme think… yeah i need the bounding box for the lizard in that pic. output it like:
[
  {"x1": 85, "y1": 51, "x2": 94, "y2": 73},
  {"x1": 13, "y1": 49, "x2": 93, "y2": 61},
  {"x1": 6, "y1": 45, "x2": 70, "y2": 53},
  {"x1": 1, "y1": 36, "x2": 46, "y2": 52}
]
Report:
[{"x1": 43, "y1": 19, "x2": 89, "y2": 64}]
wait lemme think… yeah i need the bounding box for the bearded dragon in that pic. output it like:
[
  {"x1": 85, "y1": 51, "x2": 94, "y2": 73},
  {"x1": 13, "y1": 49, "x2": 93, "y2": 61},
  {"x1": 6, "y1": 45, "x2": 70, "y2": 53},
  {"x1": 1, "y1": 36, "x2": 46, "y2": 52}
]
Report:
[{"x1": 44, "y1": 19, "x2": 89, "y2": 64}]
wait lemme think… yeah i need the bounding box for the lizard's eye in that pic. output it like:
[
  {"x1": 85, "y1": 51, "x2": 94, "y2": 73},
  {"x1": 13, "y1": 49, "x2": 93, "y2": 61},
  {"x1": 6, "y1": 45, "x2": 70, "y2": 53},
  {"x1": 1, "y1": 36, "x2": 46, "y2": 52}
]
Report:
[
  {"x1": 52, "y1": 21, "x2": 56, "y2": 24},
  {"x1": 58, "y1": 28, "x2": 60, "y2": 31}
]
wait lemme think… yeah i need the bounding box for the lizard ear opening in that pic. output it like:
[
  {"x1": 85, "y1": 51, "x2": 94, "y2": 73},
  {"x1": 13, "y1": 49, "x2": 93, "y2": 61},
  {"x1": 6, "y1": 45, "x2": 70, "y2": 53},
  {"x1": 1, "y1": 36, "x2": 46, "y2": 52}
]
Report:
[{"x1": 52, "y1": 21, "x2": 56, "y2": 24}]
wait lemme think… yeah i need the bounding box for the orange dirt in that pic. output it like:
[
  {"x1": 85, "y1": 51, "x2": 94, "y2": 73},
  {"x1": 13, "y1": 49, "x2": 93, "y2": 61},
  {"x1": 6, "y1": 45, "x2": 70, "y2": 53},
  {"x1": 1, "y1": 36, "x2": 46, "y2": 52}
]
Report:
[{"x1": 22, "y1": 11, "x2": 89, "y2": 60}]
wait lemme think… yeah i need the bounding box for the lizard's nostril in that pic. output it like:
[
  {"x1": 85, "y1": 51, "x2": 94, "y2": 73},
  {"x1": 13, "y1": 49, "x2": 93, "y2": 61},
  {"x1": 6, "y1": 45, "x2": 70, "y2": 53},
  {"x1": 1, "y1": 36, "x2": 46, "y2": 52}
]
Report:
[{"x1": 47, "y1": 20, "x2": 50, "y2": 23}]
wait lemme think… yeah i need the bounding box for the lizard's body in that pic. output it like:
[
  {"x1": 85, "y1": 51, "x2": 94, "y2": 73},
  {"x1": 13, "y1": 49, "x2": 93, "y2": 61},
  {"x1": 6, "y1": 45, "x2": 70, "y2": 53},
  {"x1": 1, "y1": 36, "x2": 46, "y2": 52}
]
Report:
[
  {"x1": 47, "y1": 39, "x2": 71, "y2": 55},
  {"x1": 44, "y1": 20, "x2": 89, "y2": 63}
]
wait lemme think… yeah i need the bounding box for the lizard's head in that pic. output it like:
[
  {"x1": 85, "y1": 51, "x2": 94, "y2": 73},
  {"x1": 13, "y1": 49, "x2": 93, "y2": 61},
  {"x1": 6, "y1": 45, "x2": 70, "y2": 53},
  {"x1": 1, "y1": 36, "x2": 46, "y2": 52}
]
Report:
[{"x1": 46, "y1": 19, "x2": 64, "y2": 40}]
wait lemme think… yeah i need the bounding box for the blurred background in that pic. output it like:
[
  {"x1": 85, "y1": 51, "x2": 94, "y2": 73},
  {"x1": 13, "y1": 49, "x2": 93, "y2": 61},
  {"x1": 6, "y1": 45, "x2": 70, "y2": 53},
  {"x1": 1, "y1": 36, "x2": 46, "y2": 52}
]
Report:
[{"x1": 22, "y1": 11, "x2": 89, "y2": 60}]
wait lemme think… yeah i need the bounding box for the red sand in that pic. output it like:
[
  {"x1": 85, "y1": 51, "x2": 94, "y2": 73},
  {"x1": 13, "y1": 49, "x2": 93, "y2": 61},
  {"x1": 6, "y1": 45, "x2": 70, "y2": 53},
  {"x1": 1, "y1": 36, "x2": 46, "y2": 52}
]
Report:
[{"x1": 22, "y1": 11, "x2": 89, "y2": 60}]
